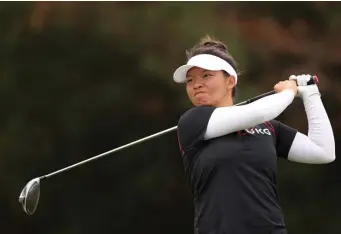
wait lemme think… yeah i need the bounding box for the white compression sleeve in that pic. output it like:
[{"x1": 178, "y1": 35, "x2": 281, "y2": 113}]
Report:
[
  {"x1": 204, "y1": 89, "x2": 295, "y2": 139},
  {"x1": 288, "y1": 89, "x2": 335, "y2": 164}
]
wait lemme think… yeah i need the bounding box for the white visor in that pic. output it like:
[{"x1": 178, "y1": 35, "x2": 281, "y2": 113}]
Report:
[{"x1": 173, "y1": 54, "x2": 238, "y2": 84}]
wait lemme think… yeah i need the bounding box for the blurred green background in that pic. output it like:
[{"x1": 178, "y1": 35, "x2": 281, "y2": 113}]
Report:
[{"x1": 2, "y1": 2, "x2": 340, "y2": 234}]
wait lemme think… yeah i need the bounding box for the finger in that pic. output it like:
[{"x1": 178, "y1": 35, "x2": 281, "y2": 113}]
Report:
[
  {"x1": 303, "y1": 75, "x2": 309, "y2": 85},
  {"x1": 296, "y1": 76, "x2": 302, "y2": 86},
  {"x1": 289, "y1": 79, "x2": 297, "y2": 85},
  {"x1": 289, "y1": 75, "x2": 297, "y2": 80},
  {"x1": 298, "y1": 75, "x2": 306, "y2": 86}
]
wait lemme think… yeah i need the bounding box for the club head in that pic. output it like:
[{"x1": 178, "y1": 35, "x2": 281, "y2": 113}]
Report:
[{"x1": 19, "y1": 178, "x2": 41, "y2": 215}]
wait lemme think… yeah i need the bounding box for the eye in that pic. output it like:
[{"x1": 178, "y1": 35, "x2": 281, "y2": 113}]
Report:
[
  {"x1": 203, "y1": 73, "x2": 212, "y2": 78},
  {"x1": 186, "y1": 78, "x2": 192, "y2": 83}
]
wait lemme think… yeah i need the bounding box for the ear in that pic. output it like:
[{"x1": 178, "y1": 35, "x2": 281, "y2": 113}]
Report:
[{"x1": 227, "y1": 76, "x2": 236, "y2": 89}]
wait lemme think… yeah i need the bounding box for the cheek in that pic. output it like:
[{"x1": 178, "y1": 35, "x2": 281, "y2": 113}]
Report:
[
  {"x1": 186, "y1": 85, "x2": 194, "y2": 98},
  {"x1": 207, "y1": 80, "x2": 225, "y2": 97}
]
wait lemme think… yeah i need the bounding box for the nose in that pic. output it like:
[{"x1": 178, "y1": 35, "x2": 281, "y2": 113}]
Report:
[{"x1": 193, "y1": 81, "x2": 203, "y2": 90}]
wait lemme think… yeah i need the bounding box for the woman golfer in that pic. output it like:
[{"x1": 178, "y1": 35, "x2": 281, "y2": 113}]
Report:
[{"x1": 174, "y1": 36, "x2": 335, "y2": 234}]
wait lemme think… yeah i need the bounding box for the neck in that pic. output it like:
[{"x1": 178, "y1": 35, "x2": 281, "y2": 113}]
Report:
[
  {"x1": 215, "y1": 99, "x2": 233, "y2": 107},
  {"x1": 215, "y1": 94, "x2": 234, "y2": 107}
]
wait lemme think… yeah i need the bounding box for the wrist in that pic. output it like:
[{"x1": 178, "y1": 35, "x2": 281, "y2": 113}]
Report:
[
  {"x1": 298, "y1": 85, "x2": 320, "y2": 99},
  {"x1": 281, "y1": 89, "x2": 296, "y2": 97}
]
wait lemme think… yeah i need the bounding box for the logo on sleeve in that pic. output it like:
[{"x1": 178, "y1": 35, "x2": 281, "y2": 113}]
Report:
[
  {"x1": 238, "y1": 127, "x2": 272, "y2": 136},
  {"x1": 245, "y1": 128, "x2": 271, "y2": 135}
]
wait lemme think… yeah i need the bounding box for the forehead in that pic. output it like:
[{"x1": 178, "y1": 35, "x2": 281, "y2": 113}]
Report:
[{"x1": 186, "y1": 67, "x2": 215, "y2": 76}]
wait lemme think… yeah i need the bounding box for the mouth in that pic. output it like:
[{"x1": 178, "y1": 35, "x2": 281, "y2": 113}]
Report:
[{"x1": 194, "y1": 91, "x2": 206, "y2": 96}]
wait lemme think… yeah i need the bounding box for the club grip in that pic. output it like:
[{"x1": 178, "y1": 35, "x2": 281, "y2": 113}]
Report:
[
  {"x1": 305, "y1": 75, "x2": 319, "y2": 85},
  {"x1": 236, "y1": 75, "x2": 319, "y2": 106}
]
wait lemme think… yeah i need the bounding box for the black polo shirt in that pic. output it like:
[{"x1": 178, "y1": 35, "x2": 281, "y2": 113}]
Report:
[{"x1": 177, "y1": 106, "x2": 297, "y2": 234}]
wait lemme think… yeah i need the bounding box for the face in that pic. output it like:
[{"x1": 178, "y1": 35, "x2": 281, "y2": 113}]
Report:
[{"x1": 186, "y1": 67, "x2": 235, "y2": 107}]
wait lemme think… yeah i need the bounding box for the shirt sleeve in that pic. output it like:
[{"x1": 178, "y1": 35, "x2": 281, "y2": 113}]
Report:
[
  {"x1": 177, "y1": 106, "x2": 216, "y2": 153},
  {"x1": 204, "y1": 89, "x2": 295, "y2": 140},
  {"x1": 269, "y1": 120, "x2": 298, "y2": 159},
  {"x1": 286, "y1": 87, "x2": 335, "y2": 164},
  {"x1": 287, "y1": 132, "x2": 334, "y2": 164}
]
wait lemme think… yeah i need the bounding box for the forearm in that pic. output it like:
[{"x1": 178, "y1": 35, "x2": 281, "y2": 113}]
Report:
[
  {"x1": 288, "y1": 88, "x2": 335, "y2": 163},
  {"x1": 205, "y1": 89, "x2": 295, "y2": 139}
]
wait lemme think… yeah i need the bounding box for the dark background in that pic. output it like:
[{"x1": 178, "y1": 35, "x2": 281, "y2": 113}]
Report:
[{"x1": 2, "y1": 2, "x2": 340, "y2": 234}]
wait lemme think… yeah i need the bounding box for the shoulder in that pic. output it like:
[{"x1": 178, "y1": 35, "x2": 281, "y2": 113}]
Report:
[
  {"x1": 178, "y1": 106, "x2": 216, "y2": 126},
  {"x1": 266, "y1": 120, "x2": 280, "y2": 134},
  {"x1": 267, "y1": 119, "x2": 297, "y2": 134},
  {"x1": 267, "y1": 119, "x2": 279, "y2": 128},
  {"x1": 266, "y1": 119, "x2": 298, "y2": 144},
  {"x1": 179, "y1": 106, "x2": 216, "y2": 119},
  {"x1": 177, "y1": 106, "x2": 216, "y2": 153}
]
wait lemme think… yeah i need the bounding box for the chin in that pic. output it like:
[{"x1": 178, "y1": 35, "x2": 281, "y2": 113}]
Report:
[{"x1": 193, "y1": 99, "x2": 214, "y2": 106}]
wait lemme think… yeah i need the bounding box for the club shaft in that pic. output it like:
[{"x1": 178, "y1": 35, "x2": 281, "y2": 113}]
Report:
[
  {"x1": 41, "y1": 126, "x2": 178, "y2": 179},
  {"x1": 40, "y1": 91, "x2": 271, "y2": 180},
  {"x1": 40, "y1": 75, "x2": 318, "y2": 180}
]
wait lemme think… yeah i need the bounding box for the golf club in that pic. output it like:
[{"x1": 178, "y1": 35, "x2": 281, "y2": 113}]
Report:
[{"x1": 18, "y1": 75, "x2": 319, "y2": 215}]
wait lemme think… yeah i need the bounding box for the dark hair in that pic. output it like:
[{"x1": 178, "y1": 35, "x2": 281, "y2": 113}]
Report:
[{"x1": 186, "y1": 35, "x2": 239, "y2": 100}]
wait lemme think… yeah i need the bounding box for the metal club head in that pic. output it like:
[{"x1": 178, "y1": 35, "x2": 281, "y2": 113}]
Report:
[{"x1": 19, "y1": 178, "x2": 41, "y2": 215}]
